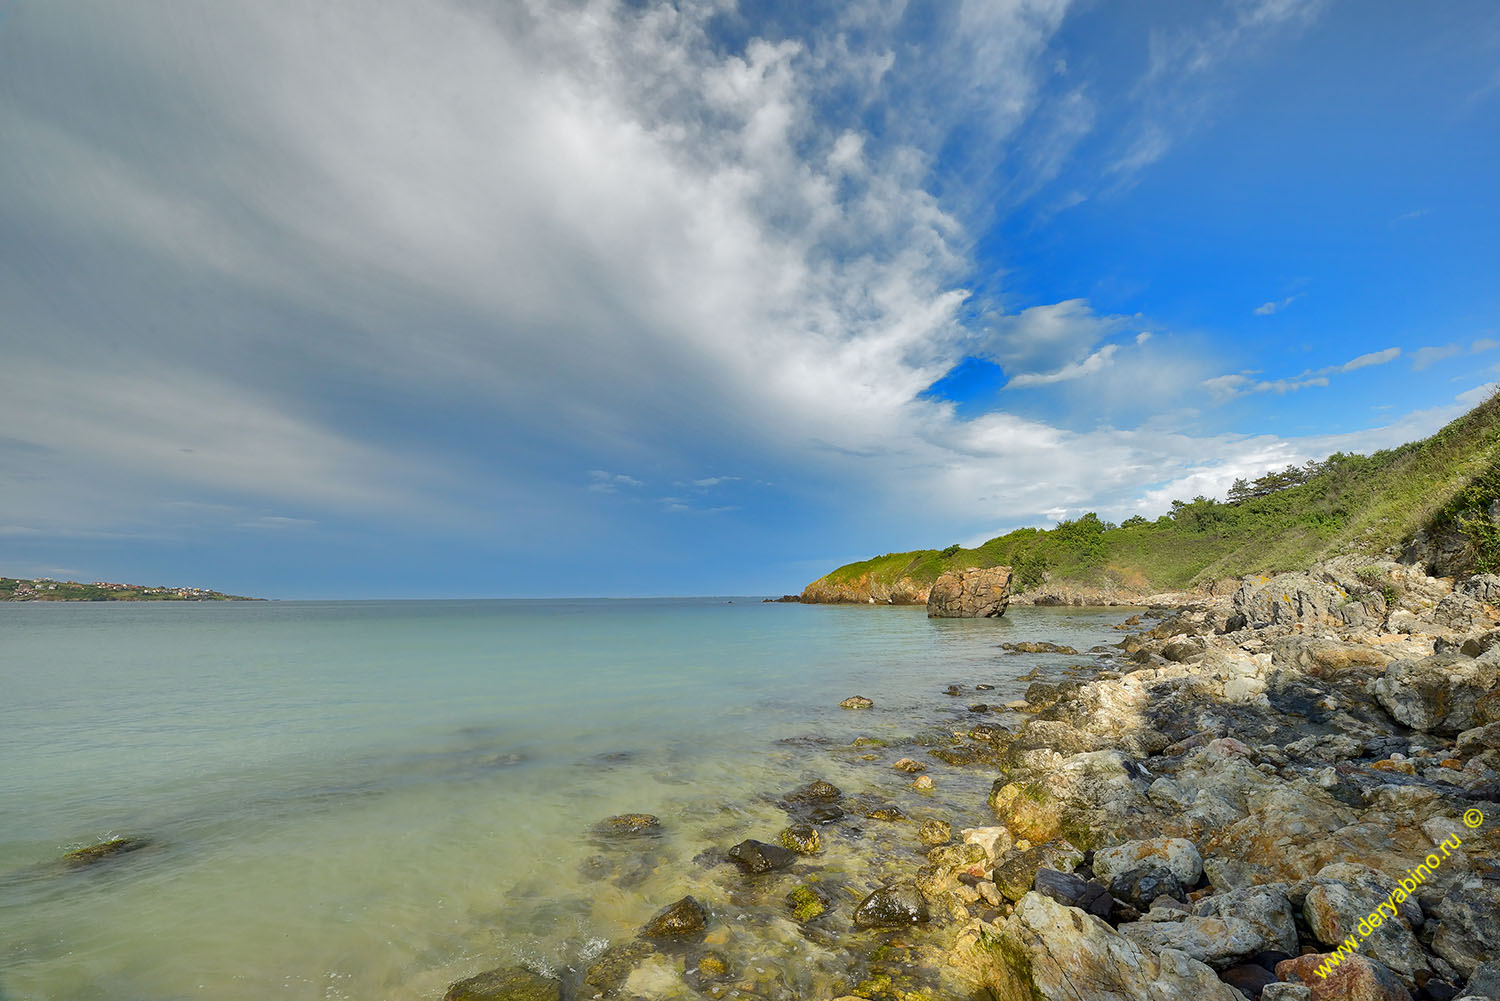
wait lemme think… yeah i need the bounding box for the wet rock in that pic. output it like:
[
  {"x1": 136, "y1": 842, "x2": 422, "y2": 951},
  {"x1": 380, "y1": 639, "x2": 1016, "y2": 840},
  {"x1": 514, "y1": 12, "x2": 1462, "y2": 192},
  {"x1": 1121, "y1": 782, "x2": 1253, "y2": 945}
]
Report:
[
  {"x1": 787, "y1": 779, "x2": 842, "y2": 801},
  {"x1": 593, "y1": 813, "x2": 661, "y2": 837},
  {"x1": 927, "y1": 565, "x2": 1012, "y2": 618},
  {"x1": 62, "y1": 836, "x2": 151, "y2": 868},
  {"x1": 686, "y1": 950, "x2": 731, "y2": 983},
  {"x1": 919, "y1": 819, "x2": 952, "y2": 846},
  {"x1": 930, "y1": 744, "x2": 986, "y2": 767},
  {"x1": 583, "y1": 942, "x2": 653, "y2": 995},
  {"x1": 863, "y1": 803, "x2": 906, "y2": 822},
  {"x1": 912, "y1": 775, "x2": 935, "y2": 790},
  {"x1": 892, "y1": 757, "x2": 927, "y2": 773},
  {"x1": 1432, "y1": 879, "x2": 1500, "y2": 978},
  {"x1": 1120, "y1": 913, "x2": 1263, "y2": 969},
  {"x1": 443, "y1": 967, "x2": 561, "y2": 1001},
  {"x1": 1003, "y1": 641, "x2": 1079, "y2": 654},
  {"x1": 726, "y1": 839, "x2": 796, "y2": 874},
  {"x1": 1031, "y1": 866, "x2": 1114, "y2": 920},
  {"x1": 640, "y1": 896, "x2": 708, "y2": 940},
  {"x1": 1093, "y1": 837, "x2": 1204, "y2": 886},
  {"x1": 1275, "y1": 953, "x2": 1412, "y2": 1001},
  {"x1": 786, "y1": 882, "x2": 829, "y2": 923},
  {"x1": 778, "y1": 824, "x2": 822, "y2": 855},
  {"x1": 962, "y1": 825, "x2": 1014, "y2": 861},
  {"x1": 1372, "y1": 652, "x2": 1500, "y2": 735},
  {"x1": 1194, "y1": 883, "x2": 1299, "y2": 955},
  {"x1": 840, "y1": 695, "x2": 874, "y2": 709},
  {"x1": 853, "y1": 883, "x2": 929, "y2": 928},
  {"x1": 967, "y1": 891, "x2": 1246, "y2": 1001},
  {"x1": 993, "y1": 843, "x2": 1084, "y2": 902},
  {"x1": 1109, "y1": 866, "x2": 1187, "y2": 910}
]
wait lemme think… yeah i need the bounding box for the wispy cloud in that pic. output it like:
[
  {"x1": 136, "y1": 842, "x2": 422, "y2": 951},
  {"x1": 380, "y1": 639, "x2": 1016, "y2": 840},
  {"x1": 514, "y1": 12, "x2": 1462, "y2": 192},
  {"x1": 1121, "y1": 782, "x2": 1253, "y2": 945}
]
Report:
[
  {"x1": 587, "y1": 471, "x2": 643, "y2": 494},
  {"x1": 1410, "y1": 344, "x2": 1462, "y2": 371},
  {"x1": 1007, "y1": 344, "x2": 1119, "y2": 387},
  {"x1": 1253, "y1": 295, "x2": 1299, "y2": 316}
]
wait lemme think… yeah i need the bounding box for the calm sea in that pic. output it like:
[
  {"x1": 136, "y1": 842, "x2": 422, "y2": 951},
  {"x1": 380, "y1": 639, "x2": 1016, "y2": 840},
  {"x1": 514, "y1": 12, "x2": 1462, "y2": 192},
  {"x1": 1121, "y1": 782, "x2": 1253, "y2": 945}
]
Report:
[{"x1": 0, "y1": 598, "x2": 1132, "y2": 1001}]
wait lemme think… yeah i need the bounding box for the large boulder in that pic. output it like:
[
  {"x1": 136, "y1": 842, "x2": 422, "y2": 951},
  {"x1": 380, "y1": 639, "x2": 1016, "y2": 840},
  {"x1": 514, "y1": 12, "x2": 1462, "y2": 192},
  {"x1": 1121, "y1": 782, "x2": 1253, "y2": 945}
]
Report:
[
  {"x1": 1432, "y1": 879, "x2": 1500, "y2": 978},
  {"x1": 1193, "y1": 883, "x2": 1299, "y2": 955},
  {"x1": 1372, "y1": 651, "x2": 1500, "y2": 735},
  {"x1": 1119, "y1": 914, "x2": 1263, "y2": 969},
  {"x1": 1232, "y1": 572, "x2": 1346, "y2": 629},
  {"x1": 968, "y1": 891, "x2": 1247, "y2": 1001},
  {"x1": 927, "y1": 566, "x2": 1012, "y2": 618},
  {"x1": 1093, "y1": 837, "x2": 1204, "y2": 886},
  {"x1": 1275, "y1": 953, "x2": 1412, "y2": 1001},
  {"x1": 853, "y1": 883, "x2": 929, "y2": 928}
]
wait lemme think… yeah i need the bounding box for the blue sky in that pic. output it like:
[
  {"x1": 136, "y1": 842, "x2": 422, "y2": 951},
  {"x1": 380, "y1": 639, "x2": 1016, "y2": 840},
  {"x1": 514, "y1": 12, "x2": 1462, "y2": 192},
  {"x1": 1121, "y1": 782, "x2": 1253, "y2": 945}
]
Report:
[{"x1": 1, "y1": 0, "x2": 1497, "y2": 598}]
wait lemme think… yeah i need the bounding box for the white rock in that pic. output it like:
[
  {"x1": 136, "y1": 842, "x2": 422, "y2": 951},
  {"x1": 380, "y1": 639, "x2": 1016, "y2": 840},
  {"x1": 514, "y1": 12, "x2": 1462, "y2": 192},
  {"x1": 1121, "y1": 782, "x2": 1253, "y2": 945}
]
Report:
[{"x1": 1093, "y1": 837, "x2": 1204, "y2": 886}]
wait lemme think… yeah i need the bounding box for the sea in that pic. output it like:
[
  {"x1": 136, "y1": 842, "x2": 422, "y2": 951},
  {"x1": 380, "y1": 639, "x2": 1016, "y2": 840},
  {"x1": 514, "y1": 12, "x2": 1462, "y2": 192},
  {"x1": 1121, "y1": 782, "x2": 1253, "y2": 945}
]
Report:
[{"x1": 0, "y1": 598, "x2": 1138, "y2": 1001}]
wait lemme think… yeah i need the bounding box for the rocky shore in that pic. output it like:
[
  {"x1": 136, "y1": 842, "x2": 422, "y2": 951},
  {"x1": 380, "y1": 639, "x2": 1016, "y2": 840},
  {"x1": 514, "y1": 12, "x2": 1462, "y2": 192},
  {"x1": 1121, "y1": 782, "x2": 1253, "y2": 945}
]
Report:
[{"x1": 439, "y1": 556, "x2": 1498, "y2": 1001}]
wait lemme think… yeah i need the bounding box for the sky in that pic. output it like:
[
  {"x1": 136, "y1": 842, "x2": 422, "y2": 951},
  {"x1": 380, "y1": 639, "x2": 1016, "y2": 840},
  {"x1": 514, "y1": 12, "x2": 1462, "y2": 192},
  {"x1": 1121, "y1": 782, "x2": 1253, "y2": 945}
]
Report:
[{"x1": 1, "y1": 0, "x2": 1498, "y2": 598}]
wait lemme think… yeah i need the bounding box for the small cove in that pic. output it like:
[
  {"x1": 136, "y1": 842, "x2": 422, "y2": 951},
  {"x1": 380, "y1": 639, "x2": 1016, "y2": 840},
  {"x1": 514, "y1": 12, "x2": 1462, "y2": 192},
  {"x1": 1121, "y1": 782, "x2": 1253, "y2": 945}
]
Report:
[{"x1": 0, "y1": 598, "x2": 1140, "y2": 1000}]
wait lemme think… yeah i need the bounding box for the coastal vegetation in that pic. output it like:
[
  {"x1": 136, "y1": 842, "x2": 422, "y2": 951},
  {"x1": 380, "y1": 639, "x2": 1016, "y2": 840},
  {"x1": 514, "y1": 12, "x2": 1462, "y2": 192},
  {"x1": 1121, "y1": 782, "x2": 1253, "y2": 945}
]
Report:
[
  {"x1": 806, "y1": 390, "x2": 1500, "y2": 599},
  {"x1": 0, "y1": 576, "x2": 256, "y2": 601}
]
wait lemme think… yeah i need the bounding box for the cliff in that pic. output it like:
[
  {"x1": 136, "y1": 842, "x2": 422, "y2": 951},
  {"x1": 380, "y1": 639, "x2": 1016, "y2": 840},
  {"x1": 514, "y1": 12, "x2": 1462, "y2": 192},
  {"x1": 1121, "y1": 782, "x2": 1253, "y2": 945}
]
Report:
[{"x1": 801, "y1": 390, "x2": 1500, "y2": 604}]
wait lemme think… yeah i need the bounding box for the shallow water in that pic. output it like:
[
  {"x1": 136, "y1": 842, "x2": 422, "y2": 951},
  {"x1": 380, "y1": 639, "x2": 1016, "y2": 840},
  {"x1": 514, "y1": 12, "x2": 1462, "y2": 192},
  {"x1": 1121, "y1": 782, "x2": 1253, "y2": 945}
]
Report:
[{"x1": 0, "y1": 598, "x2": 1136, "y2": 1000}]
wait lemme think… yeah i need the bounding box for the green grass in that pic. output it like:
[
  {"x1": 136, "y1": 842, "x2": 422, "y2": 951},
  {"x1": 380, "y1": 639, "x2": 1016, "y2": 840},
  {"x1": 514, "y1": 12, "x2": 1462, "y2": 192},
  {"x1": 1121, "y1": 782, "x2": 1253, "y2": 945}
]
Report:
[{"x1": 807, "y1": 390, "x2": 1500, "y2": 596}]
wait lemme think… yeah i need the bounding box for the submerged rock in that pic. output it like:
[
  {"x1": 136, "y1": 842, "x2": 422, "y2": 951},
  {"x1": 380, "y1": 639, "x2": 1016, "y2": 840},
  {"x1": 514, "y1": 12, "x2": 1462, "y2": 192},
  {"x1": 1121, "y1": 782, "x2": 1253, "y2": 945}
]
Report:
[
  {"x1": 62, "y1": 836, "x2": 151, "y2": 868},
  {"x1": 583, "y1": 942, "x2": 653, "y2": 995},
  {"x1": 918, "y1": 819, "x2": 952, "y2": 846},
  {"x1": 853, "y1": 883, "x2": 929, "y2": 928},
  {"x1": 840, "y1": 695, "x2": 874, "y2": 710},
  {"x1": 786, "y1": 882, "x2": 829, "y2": 923},
  {"x1": 927, "y1": 565, "x2": 1012, "y2": 618},
  {"x1": 593, "y1": 813, "x2": 661, "y2": 837},
  {"x1": 778, "y1": 824, "x2": 823, "y2": 855},
  {"x1": 1003, "y1": 641, "x2": 1079, "y2": 654},
  {"x1": 727, "y1": 839, "x2": 796, "y2": 874},
  {"x1": 443, "y1": 967, "x2": 561, "y2": 1001},
  {"x1": 640, "y1": 896, "x2": 708, "y2": 939}
]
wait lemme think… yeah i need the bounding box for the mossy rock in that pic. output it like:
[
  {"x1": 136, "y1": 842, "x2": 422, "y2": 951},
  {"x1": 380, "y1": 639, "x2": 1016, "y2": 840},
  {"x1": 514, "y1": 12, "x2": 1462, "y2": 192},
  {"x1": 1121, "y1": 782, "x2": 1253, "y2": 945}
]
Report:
[
  {"x1": 443, "y1": 966, "x2": 561, "y2": 1001},
  {"x1": 584, "y1": 941, "x2": 653, "y2": 994},
  {"x1": 640, "y1": 895, "x2": 708, "y2": 939},
  {"x1": 917, "y1": 819, "x2": 951, "y2": 846},
  {"x1": 786, "y1": 882, "x2": 829, "y2": 922},
  {"x1": 62, "y1": 836, "x2": 151, "y2": 868},
  {"x1": 779, "y1": 824, "x2": 823, "y2": 855},
  {"x1": 864, "y1": 804, "x2": 906, "y2": 822},
  {"x1": 852, "y1": 736, "x2": 888, "y2": 747},
  {"x1": 594, "y1": 813, "x2": 661, "y2": 837}
]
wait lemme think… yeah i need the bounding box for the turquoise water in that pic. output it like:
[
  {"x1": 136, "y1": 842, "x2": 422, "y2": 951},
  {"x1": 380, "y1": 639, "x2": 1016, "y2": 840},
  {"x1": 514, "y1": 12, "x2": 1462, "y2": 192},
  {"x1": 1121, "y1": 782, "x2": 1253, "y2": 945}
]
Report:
[{"x1": 0, "y1": 598, "x2": 1132, "y2": 1000}]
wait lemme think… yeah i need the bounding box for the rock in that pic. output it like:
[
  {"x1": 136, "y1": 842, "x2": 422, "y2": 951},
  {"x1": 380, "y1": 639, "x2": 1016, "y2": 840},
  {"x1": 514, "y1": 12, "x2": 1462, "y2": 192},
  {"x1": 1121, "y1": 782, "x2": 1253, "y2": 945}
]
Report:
[
  {"x1": 594, "y1": 814, "x2": 661, "y2": 837},
  {"x1": 778, "y1": 824, "x2": 822, "y2": 855},
  {"x1": 1003, "y1": 641, "x2": 1079, "y2": 654},
  {"x1": 840, "y1": 695, "x2": 874, "y2": 709},
  {"x1": 687, "y1": 950, "x2": 731, "y2": 982},
  {"x1": 443, "y1": 967, "x2": 561, "y2": 1001},
  {"x1": 786, "y1": 882, "x2": 828, "y2": 923},
  {"x1": 1121, "y1": 913, "x2": 1264, "y2": 969},
  {"x1": 1372, "y1": 652, "x2": 1500, "y2": 735},
  {"x1": 1275, "y1": 953, "x2": 1412, "y2": 1001},
  {"x1": 726, "y1": 839, "x2": 796, "y2": 874},
  {"x1": 927, "y1": 565, "x2": 1012, "y2": 618},
  {"x1": 863, "y1": 803, "x2": 906, "y2": 822},
  {"x1": 1032, "y1": 866, "x2": 1114, "y2": 920},
  {"x1": 1304, "y1": 880, "x2": 1428, "y2": 983},
  {"x1": 913, "y1": 775, "x2": 935, "y2": 790},
  {"x1": 963, "y1": 825, "x2": 1015, "y2": 861},
  {"x1": 1194, "y1": 883, "x2": 1299, "y2": 955},
  {"x1": 1476, "y1": 689, "x2": 1500, "y2": 727},
  {"x1": 893, "y1": 757, "x2": 927, "y2": 773},
  {"x1": 1432, "y1": 880, "x2": 1500, "y2": 978},
  {"x1": 853, "y1": 883, "x2": 929, "y2": 928},
  {"x1": 968, "y1": 891, "x2": 1247, "y2": 1001},
  {"x1": 993, "y1": 843, "x2": 1084, "y2": 902},
  {"x1": 1461, "y1": 961, "x2": 1500, "y2": 999},
  {"x1": 1220, "y1": 962, "x2": 1279, "y2": 999},
  {"x1": 1093, "y1": 837, "x2": 1204, "y2": 886},
  {"x1": 1233, "y1": 572, "x2": 1346, "y2": 629},
  {"x1": 919, "y1": 819, "x2": 952, "y2": 846},
  {"x1": 787, "y1": 779, "x2": 842, "y2": 801},
  {"x1": 583, "y1": 942, "x2": 653, "y2": 995},
  {"x1": 1261, "y1": 985, "x2": 1312, "y2": 1001},
  {"x1": 61, "y1": 836, "x2": 151, "y2": 868},
  {"x1": 988, "y1": 781, "x2": 1065, "y2": 843},
  {"x1": 1110, "y1": 866, "x2": 1187, "y2": 910},
  {"x1": 640, "y1": 896, "x2": 708, "y2": 939}
]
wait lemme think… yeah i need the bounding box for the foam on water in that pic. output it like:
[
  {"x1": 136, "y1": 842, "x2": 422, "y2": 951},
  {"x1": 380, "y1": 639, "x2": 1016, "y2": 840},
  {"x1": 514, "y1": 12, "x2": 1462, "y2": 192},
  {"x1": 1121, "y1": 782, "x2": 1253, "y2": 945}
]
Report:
[{"x1": 0, "y1": 597, "x2": 1133, "y2": 1000}]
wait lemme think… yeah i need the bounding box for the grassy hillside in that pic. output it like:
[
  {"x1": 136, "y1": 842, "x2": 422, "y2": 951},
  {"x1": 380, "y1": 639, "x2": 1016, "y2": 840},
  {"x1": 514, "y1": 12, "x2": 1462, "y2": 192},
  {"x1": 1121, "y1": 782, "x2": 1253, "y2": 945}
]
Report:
[{"x1": 806, "y1": 390, "x2": 1500, "y2": 598}]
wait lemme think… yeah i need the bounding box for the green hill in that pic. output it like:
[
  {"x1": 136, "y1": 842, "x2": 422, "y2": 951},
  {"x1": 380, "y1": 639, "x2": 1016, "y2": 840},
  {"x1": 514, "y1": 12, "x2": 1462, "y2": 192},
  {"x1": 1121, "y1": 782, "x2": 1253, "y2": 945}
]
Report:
[{"x1": 802, "y1": 390, "x2": 1500, "y2": 601}]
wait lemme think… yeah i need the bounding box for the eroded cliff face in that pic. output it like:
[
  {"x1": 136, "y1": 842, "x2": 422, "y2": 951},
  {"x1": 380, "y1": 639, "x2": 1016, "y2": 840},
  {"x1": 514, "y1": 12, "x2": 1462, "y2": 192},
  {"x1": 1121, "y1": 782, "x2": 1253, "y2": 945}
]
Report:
[
  {"x1": 799, "y1": 572, "x2": 929, "y2": 604},
  {"x1": 927, "y1": 566, "x2": 1012, "y2": 617}
]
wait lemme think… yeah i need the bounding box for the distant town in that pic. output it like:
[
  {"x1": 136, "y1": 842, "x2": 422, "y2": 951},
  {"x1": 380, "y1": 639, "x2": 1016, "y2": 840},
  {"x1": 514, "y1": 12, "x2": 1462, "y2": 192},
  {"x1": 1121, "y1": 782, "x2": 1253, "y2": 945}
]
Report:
[{"x1": 0, "y1": 577, "x2": 259, "y2": 601}]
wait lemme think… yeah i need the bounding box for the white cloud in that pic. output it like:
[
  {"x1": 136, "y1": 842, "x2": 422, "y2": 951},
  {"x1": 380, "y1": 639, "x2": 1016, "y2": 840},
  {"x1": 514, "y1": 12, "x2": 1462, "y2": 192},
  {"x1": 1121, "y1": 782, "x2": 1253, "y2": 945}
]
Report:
[
  {"x1": 588, "y1": 471, "x2": 644, "y2": 494},
  {"x1": 1473, "y1": 337, "x2": 1500, "y2": 353},
  {"x1": 1332, "y1": 347, "x2": 1401, "y2": 372},
  {"x1": 1006, "y1": 344, "x2": 1119, "y2": 387},
  {"x1": 980, "y1": 298, "x2": 1130, "y2": 373},
  {"x1": 1410, "y1": 344, "x2": 1462, "y2": 370},
  {"x1": 1253, "y1": 295, "x2": 1299, "y2": 315},
  {"x1": 1202, "y1": 347, "x2": 1399, "y2": 401}
]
